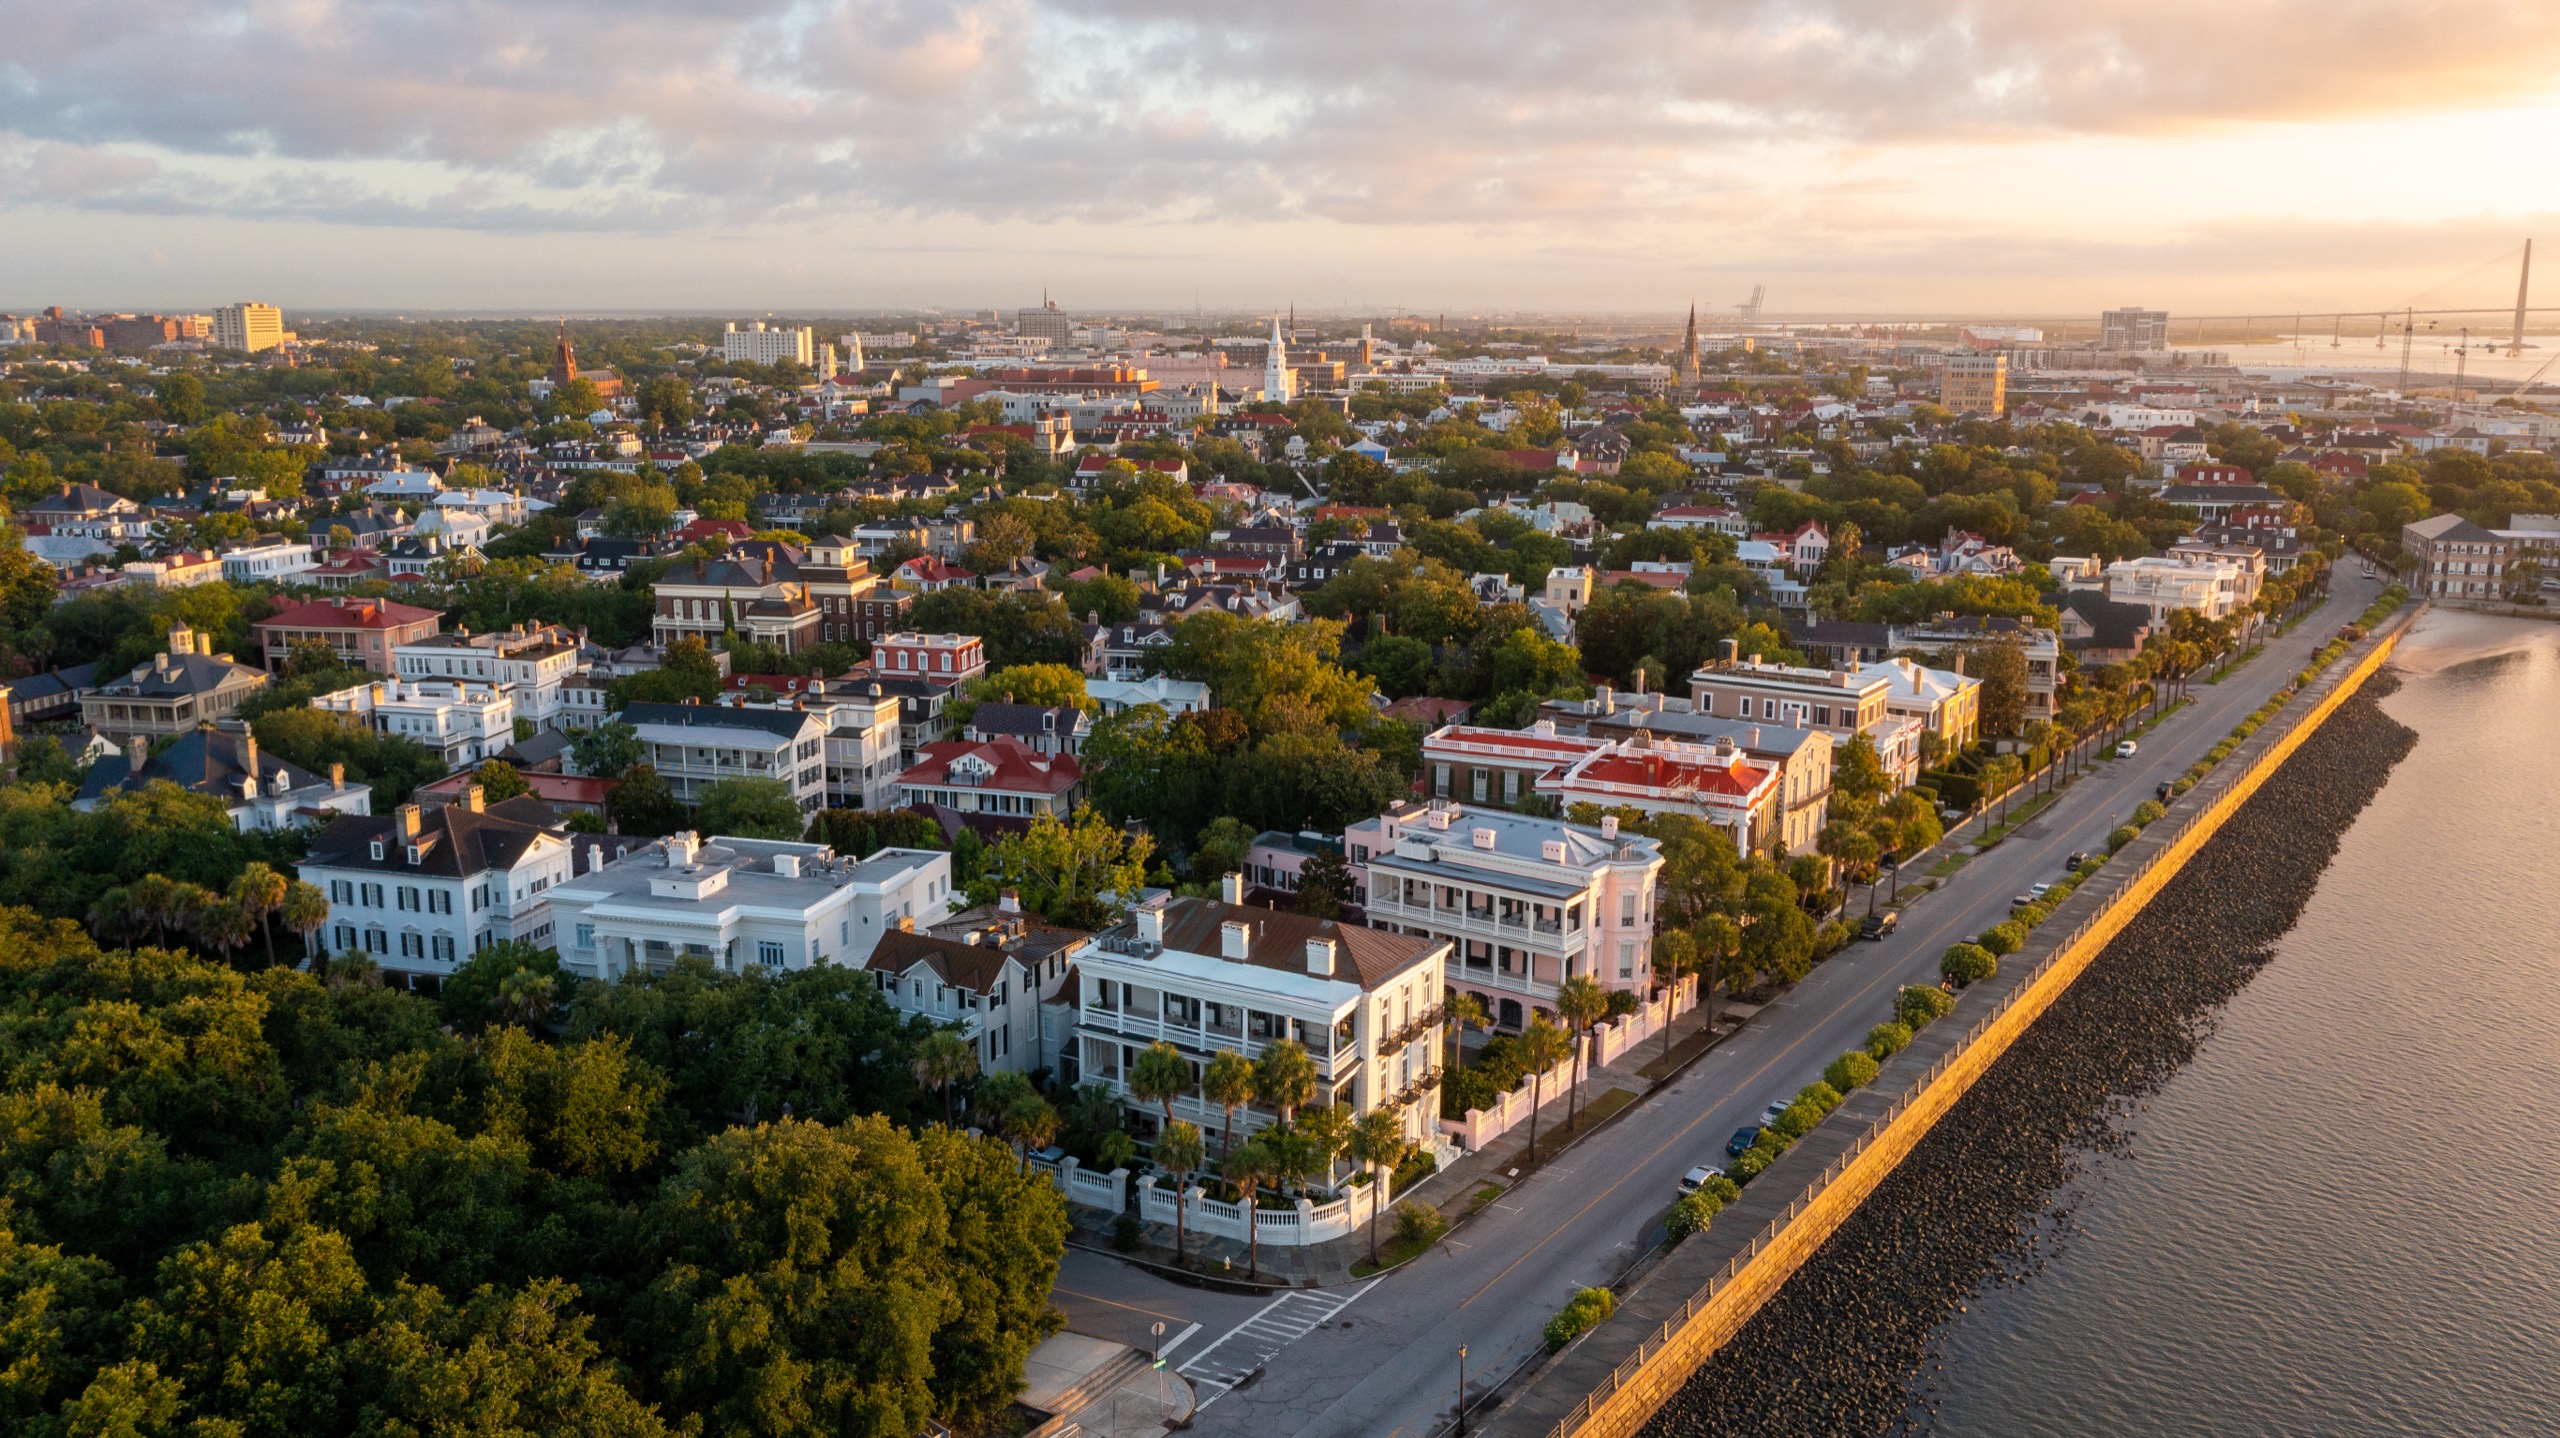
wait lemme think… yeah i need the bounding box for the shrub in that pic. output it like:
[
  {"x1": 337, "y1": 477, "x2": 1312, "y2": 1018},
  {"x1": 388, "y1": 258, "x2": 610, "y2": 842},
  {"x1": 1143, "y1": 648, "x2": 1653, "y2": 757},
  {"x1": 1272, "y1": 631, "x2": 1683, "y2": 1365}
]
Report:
[
  {"x1": 1897, "y1": 985, "x2": 1955, "y2": 1029},
  {"x1": 1605, "y1": 989, "x2": 1640, "y2": 1019},
  {"x1": 1545, "y1": 1288, "x2": 1617, "y2": 1351},
  {"x1": 1390, "y1": 1148, "x2": 1440, "y2": 1195},
  {"x1": 1730, "y1": 1145, "x2": 1773, "y2": 1183},
  {"x1": 1772, "y1": 1097, "x2": 1830, "y2": 1141},
  {"x1": 1796, "y1": 1080, "x2": 1844, "y2": 1114},
  {"x1": 1825, "y1": 1049, "x2": 1880, "y2": 1092},
  {"x1": 1979, "y1": 921, "x2": 2026, "y2": 955},
  {"x1": 1813, "y1": 919, "x2": 1856, "y2": 960},
  {"x1": 1666, "y1": 1190, "x2": 1721, "y2": 1241},
  {"x1": 1441, "y1": 1066, "x2": 1502, "y2": 1119},
  {"x1": 1393, "y1": 1200, "x2": 1447, "y2": 1249},
  {"x1": 2131, "y1": 800, "x2": 2165, "y2": 825},
  {"x1": 2018, "y1": 901, "x2": 2054, "y2": 928},
  {"x1": 1866, "y1": 1020, "x2": 1914, "y2": 1059},
  {"x1": 1112, "y1": 1213, "x2": 1143, "y2": 1251},
  {"x1": 2172, "y1": 776, "x2": 2196, "y2": 794},
  {"x1": 1941, "y1": 943, "x2": 1998, "y2": 987},
  {"x1": 2108, "y1": 824, "x2": 2140, "y2": 852}
]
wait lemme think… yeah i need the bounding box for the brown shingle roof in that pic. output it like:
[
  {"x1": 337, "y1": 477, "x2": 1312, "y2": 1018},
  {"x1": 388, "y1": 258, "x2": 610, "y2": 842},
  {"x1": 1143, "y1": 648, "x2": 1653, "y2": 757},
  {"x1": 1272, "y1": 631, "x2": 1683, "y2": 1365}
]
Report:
[{"x1": 1142, "y1": 897, "x2": 1441, "y2": 990}]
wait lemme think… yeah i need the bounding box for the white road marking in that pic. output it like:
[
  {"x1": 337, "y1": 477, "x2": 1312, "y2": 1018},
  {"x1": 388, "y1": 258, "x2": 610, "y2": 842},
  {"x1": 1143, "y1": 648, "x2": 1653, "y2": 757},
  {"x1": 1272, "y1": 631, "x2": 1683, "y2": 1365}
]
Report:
[
  {"x1": 1153, "y1": 1321, "x2": 1203, "y2": 1363},
  {"x1": 1178, "y1": 1282, "x2": 1378, "y2": 1408}
]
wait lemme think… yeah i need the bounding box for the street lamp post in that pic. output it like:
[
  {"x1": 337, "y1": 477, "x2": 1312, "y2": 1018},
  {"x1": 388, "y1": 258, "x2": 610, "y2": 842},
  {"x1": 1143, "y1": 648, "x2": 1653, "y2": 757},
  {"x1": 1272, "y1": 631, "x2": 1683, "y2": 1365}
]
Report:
[
  {"x1": 1457, "y1": 1345, "x2": 1469, "y2": 1435},
  {"x1": 1151, "y1": 1321, "x2": 1166, "y2": 1367}
]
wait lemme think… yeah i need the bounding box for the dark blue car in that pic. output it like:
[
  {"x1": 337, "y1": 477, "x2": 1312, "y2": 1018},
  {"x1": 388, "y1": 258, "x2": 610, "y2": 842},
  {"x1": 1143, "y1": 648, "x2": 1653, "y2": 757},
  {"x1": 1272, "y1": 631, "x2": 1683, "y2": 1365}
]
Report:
[{"x1": 1726, "y1": 1126, "x2": 1762, "y2": 1157}]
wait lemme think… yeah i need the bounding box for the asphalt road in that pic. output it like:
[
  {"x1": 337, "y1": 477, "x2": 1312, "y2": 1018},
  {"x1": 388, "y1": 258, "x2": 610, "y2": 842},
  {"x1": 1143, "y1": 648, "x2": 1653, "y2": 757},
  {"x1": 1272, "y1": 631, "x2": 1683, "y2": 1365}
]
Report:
[{"x1": 1048, "y1": 571, "x2": 2379, "y2": 1438}]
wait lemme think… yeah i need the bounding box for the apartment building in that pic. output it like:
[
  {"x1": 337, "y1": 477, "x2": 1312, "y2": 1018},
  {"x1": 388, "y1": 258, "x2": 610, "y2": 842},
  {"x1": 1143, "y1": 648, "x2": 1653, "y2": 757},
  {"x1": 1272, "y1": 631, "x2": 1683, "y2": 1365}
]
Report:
[
  {"x1": 622, "y1": 701, "x2": 828, "y2": 811},
  {"x1": 299, "y1": 793, "x2": 575, "y2": 984},
  {"x1": 1075, "y1": 883, "x2": 1449, "y2": 1147},
  {"x1": 81, "y1": 627, "x2": 268, "y2": 741},
  {"x1": 872, "y1": 631, "x2": 988, "y2": 688},
  {"x1": 394, "y1": 624, "x2": 582, "y2": 731},
  {"x1": 1419, "y1": 723, "x2": 1605, "y2": 808},
  {"x1": 1347, "y1": 800, "x2": 1663, "y2": 1027},
  {"x1": 220, "y1": 542, "x2": 318, "y2": 585},
  {"x1": 213, "y1": 302, "x2": 284, "y2": 353},
  {"x1": 714, "y1": 682, "x2": 904, "y2": 810},
  {"x1": 1535, "y1": 736, "x2": 1784, "y2": 852},
  {"x1": 252, "y1": 597, "x2": 444, "y2": 673},
  {"x1": 1940, "y1": 352, "x2": 2007, "y2": 415},
  {"x1": 1689, "y1": 646, "x2": 1892, "y2": 736},
  {"x1": 897, "y1": 737, "x2": 1082, "y2": 820},
  {"x1": 2098, "y1": 555, "x2": 2252, "y2": 622},
  {"x1": 1545, "y1": 695, "x2": 1837, "y2": 856},
  {"x1": 722, "y1": 321, "x2": 815, "y2": 366},
  {"x1": 1852, "y1": 655, "x2": 1982, "y2": 753},
  {"x1": 863, "y1": 911, "x2": 1088, "y2": 1075},
  {"x1": 2403, "y1": 514, "x2": 2511, "y2": 599},
  {"x1": 546, "y1": 831, "x2": 952, "y2": 980},
  {"x1": 314, "y1": 677, "x2": 514, "y2": 769}
]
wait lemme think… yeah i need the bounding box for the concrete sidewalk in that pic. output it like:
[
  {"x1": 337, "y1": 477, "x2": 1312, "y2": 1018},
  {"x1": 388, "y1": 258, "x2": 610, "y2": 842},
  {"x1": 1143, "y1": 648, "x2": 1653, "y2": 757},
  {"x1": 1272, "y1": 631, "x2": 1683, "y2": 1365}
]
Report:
[{"x1": 1020, "y1": 1331, "x2": 1195, "y2": 1435}]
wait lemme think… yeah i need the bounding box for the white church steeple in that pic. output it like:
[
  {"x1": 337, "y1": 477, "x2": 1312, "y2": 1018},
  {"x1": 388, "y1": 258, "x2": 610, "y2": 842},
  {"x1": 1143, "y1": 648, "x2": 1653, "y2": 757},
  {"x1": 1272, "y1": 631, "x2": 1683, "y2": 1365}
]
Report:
[{"x1": 1264, "y1": 315, "x2": 1294, "y2": 403}]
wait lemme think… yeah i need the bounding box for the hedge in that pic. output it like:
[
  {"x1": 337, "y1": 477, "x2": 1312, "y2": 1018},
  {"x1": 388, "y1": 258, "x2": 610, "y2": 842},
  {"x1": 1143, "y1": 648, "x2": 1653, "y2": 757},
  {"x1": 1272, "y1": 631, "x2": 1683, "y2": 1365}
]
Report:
[
  {"x1": 1979, "y1": 921, "x2": 2026, "y2": 955},
  {"x1": 1666, "y1": 1176, "x2": 1739, "y2": 1242},
  {"x1": 2131, "y1": 799, "x2": 2166, "y2": 825},
  {"x1": 1546, "y1": 1288, "x2": 1618, "y2": 1350},
  {"x1": 1897, "y1": 984, "x2": 1955, "y2": 1029},
  {"x1": 2108, "y1": 824, "x2": 2140, "y2": 852},
  {"x1": 1941, "y1": 943, "x2": 1997, "y2": 986},
  {"x1": 1825, "y1": 1049, "x2": 1880, "y2": 1092},
  {"x1": 1866, "y1": 1020, "x2": 1914, "y2": 1059}
]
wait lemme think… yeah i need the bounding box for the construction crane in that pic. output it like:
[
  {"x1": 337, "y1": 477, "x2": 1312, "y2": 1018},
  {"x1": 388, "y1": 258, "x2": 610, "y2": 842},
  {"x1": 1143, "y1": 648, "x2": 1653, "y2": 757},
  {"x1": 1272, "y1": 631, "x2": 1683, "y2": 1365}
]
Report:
[{"x1": 1733, "y1": 285, "x2": 1765, "y2": 323}]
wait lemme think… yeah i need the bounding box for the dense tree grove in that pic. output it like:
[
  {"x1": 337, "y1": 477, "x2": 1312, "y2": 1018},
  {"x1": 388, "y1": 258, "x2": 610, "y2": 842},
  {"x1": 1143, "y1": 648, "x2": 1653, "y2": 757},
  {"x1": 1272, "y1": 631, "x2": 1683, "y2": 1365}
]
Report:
[{"x1": 0, "y1": 915, "x2": 1065, "y2": 1437}]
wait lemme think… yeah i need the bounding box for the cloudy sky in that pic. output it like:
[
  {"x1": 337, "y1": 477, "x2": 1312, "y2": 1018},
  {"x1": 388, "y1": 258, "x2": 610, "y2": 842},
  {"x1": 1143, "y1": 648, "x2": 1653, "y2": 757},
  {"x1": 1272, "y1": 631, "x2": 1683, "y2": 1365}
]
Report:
[{"x1": 6, "y1": 0, "x2": 2559, "y2": 318}]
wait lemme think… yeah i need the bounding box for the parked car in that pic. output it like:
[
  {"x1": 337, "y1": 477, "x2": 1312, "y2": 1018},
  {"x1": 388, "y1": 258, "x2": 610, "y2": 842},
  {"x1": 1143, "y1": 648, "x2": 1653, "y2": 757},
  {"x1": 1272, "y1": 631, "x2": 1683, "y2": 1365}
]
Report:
[
  {"x1": 1760, "y1": 1100, "x2": 1791, "y2": 1127},
  {"x1": 1726, "y1": 1126, "x2": 1762, "y2": 1157},
  {"x1": 2116, "y1": 740, "x2": 2139, "y2": 758},
  {"x1": 2065, "y1": 850, "x2": 2090, "y2": 869},
  {"x1": 1679, "y1": 1163, "x2": 1725, "y2": 1193},
  {"x1": 2156, "y1": 781, "x2": 2174, "y2": 802},
  {"x1": 1860, "y1": 910, "x2": 1900, "y2": 940},
  {"x1": 2011, "y1": 893, "x2": 2038, "y2": 911}
]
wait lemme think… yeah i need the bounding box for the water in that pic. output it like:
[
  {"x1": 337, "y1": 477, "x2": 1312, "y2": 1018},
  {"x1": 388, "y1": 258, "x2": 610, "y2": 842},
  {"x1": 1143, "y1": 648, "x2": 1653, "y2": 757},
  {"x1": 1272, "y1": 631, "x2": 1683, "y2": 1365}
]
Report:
[{"x1": 1921, "y1": 610, "x2": 2560, "y2": 1437}]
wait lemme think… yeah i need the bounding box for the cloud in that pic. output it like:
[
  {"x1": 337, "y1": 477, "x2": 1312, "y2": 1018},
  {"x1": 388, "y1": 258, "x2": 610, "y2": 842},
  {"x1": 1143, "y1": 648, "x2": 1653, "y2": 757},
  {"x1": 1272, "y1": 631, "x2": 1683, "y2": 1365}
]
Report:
[{"x1": 5, "y1": 0, "x2": 2558, "y2": 234}]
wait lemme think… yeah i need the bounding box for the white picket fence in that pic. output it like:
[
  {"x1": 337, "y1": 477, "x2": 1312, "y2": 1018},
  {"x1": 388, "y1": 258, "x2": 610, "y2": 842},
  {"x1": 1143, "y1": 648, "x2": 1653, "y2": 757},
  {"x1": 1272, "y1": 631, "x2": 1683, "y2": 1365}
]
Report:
[
  {"x1": 1028, "y1": 1154, "x2": 1130, "y2": 1213},
  {"x1": 1438, "y1": 980, "x2": 1694, "y2": 1153},
  {"x1": 1134, "y1": 1169, "x2": 1387, "y2": 1247}
]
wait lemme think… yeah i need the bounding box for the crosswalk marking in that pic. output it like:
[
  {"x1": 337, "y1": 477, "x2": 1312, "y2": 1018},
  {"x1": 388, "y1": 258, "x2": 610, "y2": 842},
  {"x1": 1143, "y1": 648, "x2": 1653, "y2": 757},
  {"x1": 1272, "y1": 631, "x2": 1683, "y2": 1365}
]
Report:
[{"x1": 1177, "y1": 1282, "x2": 1377, "y2": 1408}]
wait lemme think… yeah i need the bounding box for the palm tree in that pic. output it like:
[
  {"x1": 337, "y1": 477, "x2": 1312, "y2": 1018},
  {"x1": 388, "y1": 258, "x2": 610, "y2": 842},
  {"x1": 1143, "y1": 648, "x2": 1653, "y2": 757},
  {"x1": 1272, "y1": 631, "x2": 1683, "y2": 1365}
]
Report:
[
  {"x1": 1553, "y1": 975, "x2": 1609, "y2": 1133},
  {"x1": 230, "y1": 862, "x2": 288, "y2": 966},
  {"x1": 128, "y1": 873, "x2": 186, "y2": 948},
  {"x1": 1445, "y1": 991, "x2": 1488, "y2": 1076},
  {"x1": 498, "y1": 968, "x2": 558, "y2": 1027},
  {"x1": 1253, "y1": 1037, "x2": 1318, "y2": 1128},
  {"x1": 1650, "y1": 932, "x2": 1699, "y2": 1068},
  {"x1": 1001, "y1": 1092, "x2": 1060, "y2": 1172},
  {"x1": 1517, "y1": 1014, "x2": 1574, "y2": 1167},
  {"x1": 1345, "y1": 1109, "x2": 1412, "y2": 1269},
  {"x1": 912, "y1": 1030, "x2": 980, "y2": 1125},
  {"x1": 1155, "y1": 1119, "x2": 1206, "y2": 1267},
  {"x1": 1201, "y1": 1049, "x2": 1256, "y2": 1160},
  {"x1": 190, "y1": 898, "x2": 255, "y2": 969},
  {"x1": 1295, "y1": 1102, "x2": 1351, "y2": 1192},
  {"x1": 87, "y1": 886, "x2": 136, "y2": 947},
  {"x1": 1222, "y1": 1137, "x2": 1276, "y2": 1280},
  {"x1": 280, "y1": 881, "x2": 331, "y2": 971},
  {"x1": 1128, "y1": 1040, "x2": 1193, "y2": 1136}
]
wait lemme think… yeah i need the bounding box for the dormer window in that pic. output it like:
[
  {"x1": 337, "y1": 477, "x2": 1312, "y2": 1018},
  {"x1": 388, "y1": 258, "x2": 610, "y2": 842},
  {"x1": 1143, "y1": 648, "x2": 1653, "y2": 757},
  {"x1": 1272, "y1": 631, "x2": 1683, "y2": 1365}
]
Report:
[{"x1": 369, "y1": 840, "x2": 385, "y2": 861}]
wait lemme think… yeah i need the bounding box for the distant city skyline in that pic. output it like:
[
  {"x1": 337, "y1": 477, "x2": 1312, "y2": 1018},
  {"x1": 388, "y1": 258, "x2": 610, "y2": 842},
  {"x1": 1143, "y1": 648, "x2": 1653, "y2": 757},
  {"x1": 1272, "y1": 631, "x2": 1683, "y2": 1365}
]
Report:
[{"x1": 7, "y1": 3, "x2": 2559, "y2": 315}]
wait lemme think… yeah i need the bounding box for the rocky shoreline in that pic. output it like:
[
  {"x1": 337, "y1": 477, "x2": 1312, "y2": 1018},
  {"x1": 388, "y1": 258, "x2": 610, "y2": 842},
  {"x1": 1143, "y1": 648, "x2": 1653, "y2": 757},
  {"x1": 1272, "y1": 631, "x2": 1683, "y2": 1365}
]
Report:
[{"x1": 1642, "y1": 677, "x2": 2419, "y2": 1438}]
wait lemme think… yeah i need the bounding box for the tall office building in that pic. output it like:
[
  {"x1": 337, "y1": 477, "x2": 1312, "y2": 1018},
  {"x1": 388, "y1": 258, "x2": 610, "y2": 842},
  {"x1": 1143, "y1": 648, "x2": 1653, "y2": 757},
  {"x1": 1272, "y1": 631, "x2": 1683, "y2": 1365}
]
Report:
[
  {"x1": 1940, "y1": 352, "x2": 2007, "y2": 415},
  {"x1": 2100, "y1": 307, "x2": 2170, "y2": 351},
  {"x1": 1017, "y1": 301, "x2": 1073, "y2": 343},
  {"x1": 721, "y1": 321, "x2": 815, "y2": 366},
  {"x1": 213, "y1": 303, "x2": 284, "y2": 354}
]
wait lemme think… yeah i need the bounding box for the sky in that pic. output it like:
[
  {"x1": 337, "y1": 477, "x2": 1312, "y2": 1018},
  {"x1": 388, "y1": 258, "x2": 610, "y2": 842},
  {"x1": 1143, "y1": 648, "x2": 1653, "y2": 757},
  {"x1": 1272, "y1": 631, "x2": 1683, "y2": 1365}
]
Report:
[{"x1": 6, "y1": 1, "x2": 2560, "y2": 320}]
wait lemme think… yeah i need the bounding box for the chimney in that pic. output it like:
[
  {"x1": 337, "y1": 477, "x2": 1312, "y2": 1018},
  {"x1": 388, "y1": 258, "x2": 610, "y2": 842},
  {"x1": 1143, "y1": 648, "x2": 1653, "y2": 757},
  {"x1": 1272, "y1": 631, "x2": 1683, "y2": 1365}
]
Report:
[
  {"x1": 1136, "y1": 899, "x2": 1165, "y2": 946},
  {"x1": 241, "y1": 728, "x2": 258, "y2": 777},
  {"x1": 1600, "y1": 815, "x2": 1620, "y2": 839},
  {"x1": 999, "y1": 888, "x2": 1021, "y2": 913},
  {"x1": 1954, "y1": 652, "x2": 1967, "y2": 677},
  {"x1": 396, "y1": 803, "x2": 421, "y2": 839},
  {"x1": 1305, "y1": 937, "x2": 1336, "y2": 976},
  {"x1": 1430, "y1": 807, "x2": 1454, "y2": 830},
  {"x1": 1542, "y1": 839, "x2": 1567, "y2": 863},
  {"x1": 773, "y1": 852, "x2": 800, "y2": 878},
  {"x1": 464, "y1": 783, "x2": 484, "y2": 813},
  {"x1": 1721, "y1": 638, "x2": 1740, "y2": 665},
  {"x1": 1532, "y1": 719, "x2": 1556, "y2": 737},
  {"x1": 1221, "y1": 870, "x2": 1245, "y2": 905},
  {"x1": 1472, "y1": 827, "x2": 1496, "y2": 850},
  {"x1": 1749, "y1": 725, "x2": 1762, "y2": 747},
  {"x1": 665, "y1": 831, "x2": 699, "y2": 868},
  {"x1": 1748, "y1": 653, "x2": 1762, "y2": 666},
  {"x1": 1220, "y1": 919, "x2": 1252, "y2": 961},
  {"x1": 329, "y1": 762, "x2": 345, "y2": 793},
  {"x1": 1595, "y1": 683, "x2": 1613, "y2": 714}
]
